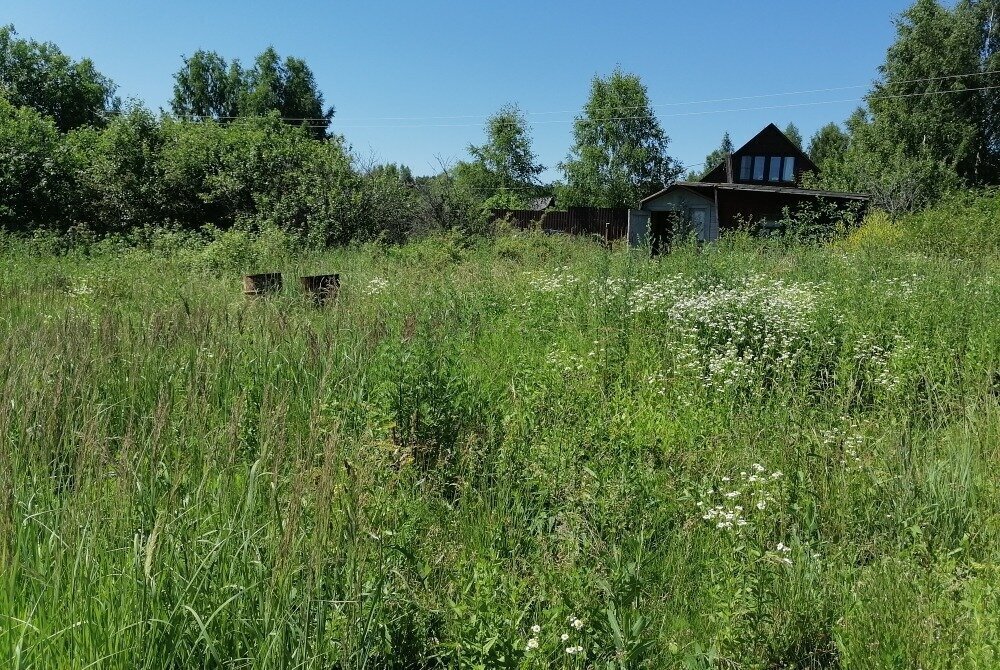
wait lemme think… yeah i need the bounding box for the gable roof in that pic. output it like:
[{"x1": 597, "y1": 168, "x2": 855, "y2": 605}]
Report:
[{"x1": 700, "y1": 123, "x2": 817, "y2": 183}]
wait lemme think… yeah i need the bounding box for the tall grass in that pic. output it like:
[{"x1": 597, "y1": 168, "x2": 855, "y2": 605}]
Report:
[{"x1": 1, "y1": 209, "x2": 999, "y2": 668}]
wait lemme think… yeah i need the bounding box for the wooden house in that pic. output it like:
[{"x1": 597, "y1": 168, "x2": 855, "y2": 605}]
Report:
[{"x1": 628, "y1": 124, "x2": 868, "y2": 249}]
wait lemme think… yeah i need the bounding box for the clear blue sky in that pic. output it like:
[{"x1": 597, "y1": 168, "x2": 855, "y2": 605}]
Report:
[{"x1": 8, "y1": 1, "x2": 917, "y2": 181}]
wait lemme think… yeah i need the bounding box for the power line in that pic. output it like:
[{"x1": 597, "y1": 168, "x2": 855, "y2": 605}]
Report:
[
  {"x1": 178, "y1": 78, "x2": 1000, "y2": 129},
  {"x1": 331, "y1": 84, "x2": 1000, "y2": 129},
  {"x1": 332, "y1": 68, "x2": 1000, "y2": 122}
]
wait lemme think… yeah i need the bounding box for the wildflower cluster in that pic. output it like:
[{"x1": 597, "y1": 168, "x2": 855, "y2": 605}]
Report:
[
  {"x1": 524, "y1": 616, "x2": 586, "y2": 657},
  {"x1": 882, "y1": 273, "x2": 923, "y2": 300},
  {"x1": 819, "y1": 421, "x2": 866, "y2": 469},
  {"x1": 643, "y1": 370, "x2": 669, "y2": 396},
  {"x1": 526, "y1": 267, "x2": 580, "y2": 293},
  {"x1": 667, "y1": 278, "x2": 827, "y2": 392},
  {"x1": 364, "y1": 277, "x2": 390, "y2": 295},
  {"x1": 772, "y1": 541, "x2": 793, "y2": 566},
  {"x1": 766, "y1": 540, "x2": 821, "y2": 566},
  {"x1": 696, "y1": 463, "x2": 784, "y2": 531},
  {"x1": 545, "y1": 349, "x2": 586, "y2": 373},
  {"x1": 851, "y1": 333, "x2": 911, "y2": 392},
  {"x1": 626, "y1": 274, "x2": 693, "y2": 315},
  {"x1": 588, "y1": 275, "x2": 828, "y2": 393},
  {"x1": 588, "y1": 276, "x2": 628, "y2": 305},
  {"x1": 68, "y1": 279, "x2": 94, "y2": 297}
]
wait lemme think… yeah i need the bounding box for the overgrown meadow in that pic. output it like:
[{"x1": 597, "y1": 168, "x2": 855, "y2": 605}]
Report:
[{"x1": 2, "y1": 201, "x2": 1000, "y2": 668}]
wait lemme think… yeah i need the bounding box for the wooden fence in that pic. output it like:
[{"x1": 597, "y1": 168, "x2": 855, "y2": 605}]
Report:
[{"x1": 491, "y1": 207, "x2": 629, "y2": 242}]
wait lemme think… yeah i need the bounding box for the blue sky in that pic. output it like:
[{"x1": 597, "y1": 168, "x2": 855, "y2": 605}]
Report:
[{"x1": 8, "y1": 1, "x2": 916, "y2": 180}]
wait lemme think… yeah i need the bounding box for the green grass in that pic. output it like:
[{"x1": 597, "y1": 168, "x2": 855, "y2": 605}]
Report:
[{"x1": 1, "y1": 220, "x2": 999, "y2": 669}]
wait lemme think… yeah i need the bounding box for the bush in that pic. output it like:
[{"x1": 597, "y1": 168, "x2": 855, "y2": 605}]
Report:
[
  {"x1": 68, "y1": 106, "x2": 169, "y2": 234},
  {"x1": 898, "y1": 188, "x2": 1000, "y2": 258},
  {"x1": 160, "y1": 115, "x2": 361, "y2": 242},
  {"x1": 840, "y1": 209, "x2": 902, "y2": 252},
  {"x1": 0, "y1": 97, "x2": 82, "y2": 232}
]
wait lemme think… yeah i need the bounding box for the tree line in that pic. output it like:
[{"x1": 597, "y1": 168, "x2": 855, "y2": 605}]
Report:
[
  {"x1": 697, "y1": 0, "x2": 1000, "y2": 212},
  {"x1": 2, "y1": 0, "x2": 1000, "y2": 244}
]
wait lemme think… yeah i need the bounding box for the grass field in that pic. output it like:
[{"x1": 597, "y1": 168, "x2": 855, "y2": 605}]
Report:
[{"x1": 1, "y1": 210, "x2": 1000, "y2": 668}]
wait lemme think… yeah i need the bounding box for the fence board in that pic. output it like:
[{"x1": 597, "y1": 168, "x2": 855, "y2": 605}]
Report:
[{"x1": 491, "y1": 207, "x2": 629, "y2": 241}]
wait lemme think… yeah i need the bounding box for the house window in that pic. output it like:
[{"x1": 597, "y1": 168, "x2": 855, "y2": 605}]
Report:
[
  {"x1": 740, "y1": 155, "x2": 751, "y2": 181},
  {"x1": 782, "y1": 156, "x2": 796, "y2": 182},
  {"x1": 752, "y1": 156, "x2": 765, "y2": 180},
  {"x1": 768, "y1": 157, "x2": 782, "y2": 182}
]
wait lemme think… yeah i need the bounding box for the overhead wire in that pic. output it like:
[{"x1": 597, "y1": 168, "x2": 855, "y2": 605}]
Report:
[{"x1": 176, "y1": 67, "x2": 1000, "y2": 127}]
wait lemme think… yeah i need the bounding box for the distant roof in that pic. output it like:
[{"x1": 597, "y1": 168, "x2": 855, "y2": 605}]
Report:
[
  {"x1": 526, "y1": 195, "x2": 556, "y2": 211},
  {"x1": 641, "y1": 181, "x2": 869, "y2": 205}
]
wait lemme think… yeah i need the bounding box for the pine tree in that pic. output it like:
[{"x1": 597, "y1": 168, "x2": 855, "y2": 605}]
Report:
[
  {"x1": 783, "y1": 123, "x2": 803, "y2": 150},
  {"x1": 700, "y1": 131, "x2": 733, "y2": 178}
]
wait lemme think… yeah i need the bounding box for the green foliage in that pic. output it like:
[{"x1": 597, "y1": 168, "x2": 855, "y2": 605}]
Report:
[
  {"x1": 0, "y1": 96, "x2": 81, "y2": 231},
  {"x1": 0, "y1": 24, "x2": 119, "y2": 131},
  {"x1": 806, "y1": 122, "x2": 850, "y2": 170},
  {"x1": 812, "y1": 0, "x2": 1000, "y2": 211},
  {"x1": 413, "y1": 171, "x2": 489, "y2": 237},
  {"x1": 805, "y1": 116, "x2": 962, "y2": 213},
  {"x1": 169, "y1": 49, "x2": 242, "y2": 120},
  {"x1": 773, "y1": 198, "x2": 866, "y2": 244},
  {"x1": 454, "y1": 104, "x2": 545, "y2": 210},
  {"x1": 863, "y1": 0, "x2": 1000, "y2": 184},
  {"x1": 699, "y1": 131, "x2": 733, "y2": 179},
  {"x1": 898, "y1": 186, "x2": 1000, "y2": 257},
  {"x1": 783, "y1": 122, "x2": 803, "y2": 150},
  {"x1": 170, "y1": 46, "x2": 334, "y2": 138},
  {"x1": 2, "y1": 204, "x2": 1000, "y2": 666},
  {"x1": 357, "y1": 163, "x2": 422, "y2": 244},
  {"x1": 559, "y1": 68, "x2": 680, "y2": 207},
  {"x1": 68, "y1": 105, "x2": 170, "y2": 233}
]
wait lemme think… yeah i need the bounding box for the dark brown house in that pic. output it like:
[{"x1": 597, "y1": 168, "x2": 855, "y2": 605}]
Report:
[{"x1": 628, "y1": 124, "x2": 868, "y2": 247}]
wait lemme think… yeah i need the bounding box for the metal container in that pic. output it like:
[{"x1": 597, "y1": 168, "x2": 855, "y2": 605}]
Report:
[
  {"x1": 299, "y1": 274, "x2": 340, "y2": 306},
  {"x1": 243, "y1": 273, "x2": 283, "y2": 298}
]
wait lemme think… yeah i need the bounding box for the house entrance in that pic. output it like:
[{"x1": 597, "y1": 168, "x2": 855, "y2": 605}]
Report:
[{"x1": 649, "y1": 210, "x2": 684, "y2": 255}]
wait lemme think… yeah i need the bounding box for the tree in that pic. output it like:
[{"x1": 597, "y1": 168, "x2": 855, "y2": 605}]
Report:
[
  {"x1": 860, "y1": 0, "x2": 1000, "y2": 184},
  {"x1": 0, "y1": 96, "x2": 82, "y2": 231},
  {"x1": 69, "y1": 105, "x2": 169, "y2": 233},
  {"x1": 170, "y1": 50, "x2": 242, "y2": 120},
  {"x1": 0, "y1": 25, "x2": 118, "y2": 131},
  {"x1": 170, "y1": 46, "x2": 334, "y2": 138},
  {"x1": 807, "y1": 122, "x2": 850, "y2": 170},
  {"x1": 783, "y1": 122, "x2": 803, "y2": 150},
  {"x1": 805, "y1": 108, "x2": 961, "y2": 213},
  {"x1": 454, "y1": 104, "x2": 544, "y2": 208},
  {"x1": 700, "y1": 131, "x2": 733, "y2": 178},
  {"x1": 559, "y1": 68, "x2": 680, "y2": 207},
  {"x1": 240, "y1": 47, "x2": 334, "y2": 138},
  {"x1": 806, "y1": 0, "x2": 1000, "y2": 211}
]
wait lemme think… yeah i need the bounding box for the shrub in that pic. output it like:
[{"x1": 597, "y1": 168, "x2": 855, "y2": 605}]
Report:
[
  {"x1": 68, "y1": 105, "x2": 169, "y2": 234},
  {"x1": 840, "y1": 209, "x2": 902, "y2": 252},
  {"x1": 899, "y1": 188, "x2": 1000, "y2": 258},
  {"x1": 0, "y1": 96, "x2": 82, "y2": 232}
]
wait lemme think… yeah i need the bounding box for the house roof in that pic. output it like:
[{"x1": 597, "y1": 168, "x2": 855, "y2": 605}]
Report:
[
  {"x1": 641, "y1": 181, "x2": 869, "y2": 206},
  {"x1": 700, "y1": 123, "x2": 818, "y2": 184}
]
